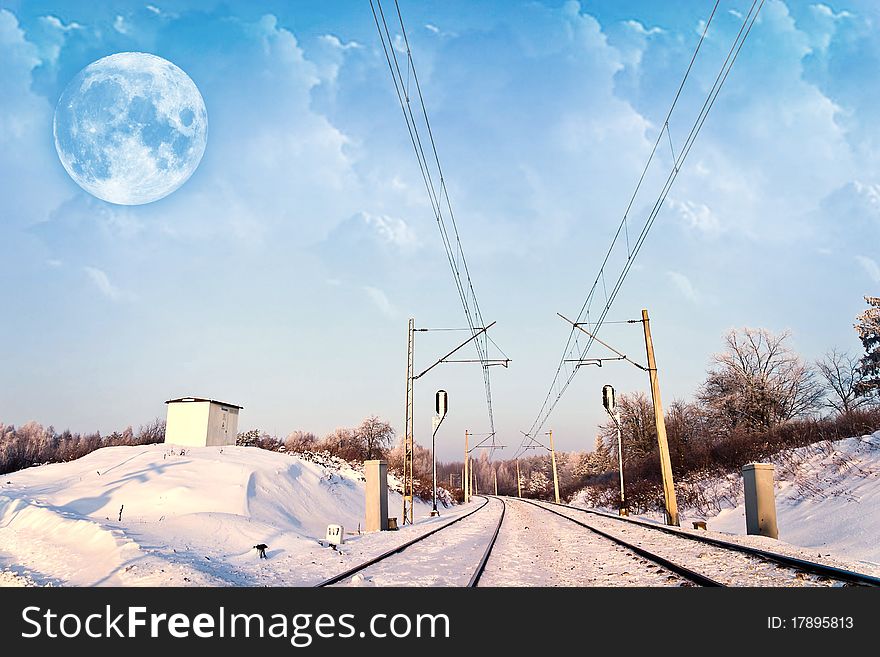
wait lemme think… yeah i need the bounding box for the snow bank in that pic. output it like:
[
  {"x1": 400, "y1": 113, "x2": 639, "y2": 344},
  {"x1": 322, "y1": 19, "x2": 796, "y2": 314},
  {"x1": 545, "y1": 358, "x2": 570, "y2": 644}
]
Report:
[
  {"x1": 0, "y1": 444, "x2": 434, "y2": 586},
  {"x1": 573, "y1": 430, "x2": 880, "y2": 567},
  {"x1": 698, "y1": 431, "x2": 880, "y2": 566}
]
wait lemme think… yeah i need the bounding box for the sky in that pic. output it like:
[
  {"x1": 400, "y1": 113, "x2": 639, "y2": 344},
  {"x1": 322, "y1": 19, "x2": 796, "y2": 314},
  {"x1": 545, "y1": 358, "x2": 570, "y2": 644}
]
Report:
[{"x1": 0, "y1": 0, "x2": 878, "y2": 461}]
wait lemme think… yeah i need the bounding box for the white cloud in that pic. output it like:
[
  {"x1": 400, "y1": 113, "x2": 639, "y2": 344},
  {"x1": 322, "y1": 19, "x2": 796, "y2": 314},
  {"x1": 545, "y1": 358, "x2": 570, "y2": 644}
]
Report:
[
  {"x1": 392, "y1": 34, "x2": 407, "y2": 55},
  {"x1": 113, "y1": 15, "x2": 130, "y2": 35},
  {"x1": 810, "y1": 4, "x2": 852, "y2": 21},
  {"x1": 667, "y1": 271, "x2": 698, "y2": 302},
  {"x1": 363, "y1": 286, "x2": 395, "y2": 318},
  {"x1": 146, "y1": 5, "x2": 161, "y2": 15},
  {"x1": 30, "y1": 14, "x2": 82, "y2": 68},
  {"x1": 807, "y1": 3, "x2": 853, "y2": 53},
  {"x1": 852, "y1": 181, "x2": 880, "y2": 218},
  {"x1": 855, "y1": 256, "x2": 880, "y2": 283},
  {"x1": 41, "y1": 15, "x2": 82, "y2": 32},
  {"x1": 319, "y1": 34, "x2": 361, "y2": 50},
  {"x1": 361, "y1": 212, "x2": 419, "y2": 249},
  {"x1": 423, "y1": 23, "x2": 457, "y2": 38},
  {"x1": 819, "y1": 181, "x2": 880, "y2": 231},
  {"x1": 0, "y1": 9, "x2": 70, "y2": 224},
  {"x1": 623, "y1": 20, "x2": 663, "y2": 36},
  {"x1": 669, "y1": 199, "x2": 722, "y2": 235},
  {"x1": 46, "y1": 259, "x2": 63, "y2": 268},
  {"x1": 84, "y1": 267, "x2": 121, "y2": 300}
]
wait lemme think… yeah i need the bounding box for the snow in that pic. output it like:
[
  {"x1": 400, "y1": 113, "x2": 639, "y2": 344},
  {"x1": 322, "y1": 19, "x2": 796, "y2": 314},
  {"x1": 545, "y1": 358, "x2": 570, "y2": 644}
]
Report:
[
  {"x1": 334, "y1": 497, "x2": 505, "y2": 587},
  {"x1": 571, "y1": 430, "x2": 880, "y2": 574},
  {"x1": 4, "y1": 430, "x2": 879, "y2": 587},
  {"x1": 478, "y1": 498, "x2": 693, "y2": 586},
  {"x1": 686, "y1": 431, "x2": 880, "y2": 568},
  {"x1": 0, "y1": 444, "x2": 446, "y2": 586}
]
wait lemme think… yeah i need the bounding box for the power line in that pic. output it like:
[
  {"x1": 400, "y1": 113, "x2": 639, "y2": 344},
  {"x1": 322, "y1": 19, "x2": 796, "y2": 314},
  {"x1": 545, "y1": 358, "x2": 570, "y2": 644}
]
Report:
[
  {"x1": 516, "y1": 0, "x2": 765, "y2": 458},
  {"x1": 370, "y1": 0, "x2": 502, "y2": 445}
]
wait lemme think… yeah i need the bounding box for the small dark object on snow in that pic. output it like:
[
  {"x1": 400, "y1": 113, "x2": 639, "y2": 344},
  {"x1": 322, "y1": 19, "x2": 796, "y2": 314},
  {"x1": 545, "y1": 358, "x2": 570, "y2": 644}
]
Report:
[
  {"x1": 118, "y1": 505, "x2": 124, "y2": 521},
  {"x1": 254, "y1": 543, "x2": 269, "y2": 559},
  {"x1": 692, "y1": 521, "x2": 707, "y2": 530}
]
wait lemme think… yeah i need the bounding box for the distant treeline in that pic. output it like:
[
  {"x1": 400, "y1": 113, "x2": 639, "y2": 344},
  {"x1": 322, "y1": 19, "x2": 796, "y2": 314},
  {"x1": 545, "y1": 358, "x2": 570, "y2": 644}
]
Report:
[
  {"x1": 441, "y1": 407, "x2": 880, "y2": 512},
  {"x1": 0, "y1": 419, "x2": 166, "y2": 475}
]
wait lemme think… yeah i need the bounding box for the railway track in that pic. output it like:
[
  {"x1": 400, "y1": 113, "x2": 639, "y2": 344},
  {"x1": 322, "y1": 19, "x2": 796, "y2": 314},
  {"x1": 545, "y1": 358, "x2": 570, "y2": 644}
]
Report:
[
  {"x1": 495, "y1": 497, "x2": 722, "y2": 587},
  {"x1": 316, "y1": 494, "x2": 878, "y2": 587},
  {"x1": 531, "y1": 498, "x2": 880, "y2": 587},
  {"x1": 315, "y1": 495, "x2": 505, "y2": 587}
]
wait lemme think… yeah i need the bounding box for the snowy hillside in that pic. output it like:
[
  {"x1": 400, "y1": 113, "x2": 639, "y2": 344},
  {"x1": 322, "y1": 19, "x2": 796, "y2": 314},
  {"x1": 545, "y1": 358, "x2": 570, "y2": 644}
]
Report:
[
  {"x1": 0, "y1": 444, "x2": 438, "y2": 586},
  {"x1": 574, "y1": 430, "x2": 880, "y2": 569}
]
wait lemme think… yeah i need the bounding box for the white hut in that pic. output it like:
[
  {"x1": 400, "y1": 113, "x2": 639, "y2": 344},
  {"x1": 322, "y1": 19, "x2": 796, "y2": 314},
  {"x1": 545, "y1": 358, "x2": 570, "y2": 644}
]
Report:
[{"x1": 164, "y1": 397, "x2": 243, "y2": 447}]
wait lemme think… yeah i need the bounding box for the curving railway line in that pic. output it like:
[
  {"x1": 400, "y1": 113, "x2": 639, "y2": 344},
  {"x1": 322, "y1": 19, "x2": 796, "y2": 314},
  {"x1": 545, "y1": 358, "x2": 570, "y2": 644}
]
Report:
[{"x1": 314, "y1": 495, "x2": 879, "y2": 587}]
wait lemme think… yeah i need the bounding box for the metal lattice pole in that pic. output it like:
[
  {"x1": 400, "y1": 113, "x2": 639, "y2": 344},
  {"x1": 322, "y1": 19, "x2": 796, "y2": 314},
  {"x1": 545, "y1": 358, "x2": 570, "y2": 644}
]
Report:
[{"x1": 403, "y1": 318, "x2": 415, "y2": 525}]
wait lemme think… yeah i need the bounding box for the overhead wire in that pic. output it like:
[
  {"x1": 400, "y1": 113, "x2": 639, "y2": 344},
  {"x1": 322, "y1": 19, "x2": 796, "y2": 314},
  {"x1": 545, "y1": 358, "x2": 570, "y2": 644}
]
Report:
[
  {"x1": 516, "y1": 0, "x2": 765, "y2": 458},
  {"x1": 370, "y1": 0, "x2": 502, "y2": 446}
]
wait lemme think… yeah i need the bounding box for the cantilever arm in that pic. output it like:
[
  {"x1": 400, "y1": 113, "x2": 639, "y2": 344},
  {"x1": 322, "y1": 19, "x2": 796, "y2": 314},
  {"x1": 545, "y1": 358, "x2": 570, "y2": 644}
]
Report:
[
  {"x1": 414, "y1": 321, "x2": 497, "y2": 380},
  {"x1": 557, "y1": 313, "x2": 648, "y2": 371}
]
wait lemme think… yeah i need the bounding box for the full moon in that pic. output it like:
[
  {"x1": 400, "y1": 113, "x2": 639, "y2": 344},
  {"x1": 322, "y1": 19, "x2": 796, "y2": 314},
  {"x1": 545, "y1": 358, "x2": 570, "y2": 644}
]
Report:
[{"x1": 53, "y1": 52, "x2": 208, "y2": 206}]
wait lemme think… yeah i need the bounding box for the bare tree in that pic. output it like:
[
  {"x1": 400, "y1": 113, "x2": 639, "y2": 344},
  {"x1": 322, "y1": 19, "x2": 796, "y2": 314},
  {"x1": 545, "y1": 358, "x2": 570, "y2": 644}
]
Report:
[
  {"x1": 317, "y1": 427, "x2": 357, "y2": 458},
  {"x1": 597, "y1": 391, "x2": 656, "y2": 465},
  {"x1": 284, "y1": 430, "x2": 317, "y2": 454},
  {"x1": 354, "y1": 415, "x2": 395, "y2": 460},
  {"x1": 816, "y1": 349, "x2": 871, "y2": 415},
  {"x1": 698, "y1": 328, "x2": 823, "y2": 430}
]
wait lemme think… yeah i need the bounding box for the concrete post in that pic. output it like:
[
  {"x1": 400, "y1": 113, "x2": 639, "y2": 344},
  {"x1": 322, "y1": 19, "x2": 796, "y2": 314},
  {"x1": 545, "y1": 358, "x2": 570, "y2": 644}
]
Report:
[
  {"x1": 742, "y1": 463, "x2": 778, "y2": 539},
  {"x1": 365, "y1": 459, "x2": 389, "y2": 532}
]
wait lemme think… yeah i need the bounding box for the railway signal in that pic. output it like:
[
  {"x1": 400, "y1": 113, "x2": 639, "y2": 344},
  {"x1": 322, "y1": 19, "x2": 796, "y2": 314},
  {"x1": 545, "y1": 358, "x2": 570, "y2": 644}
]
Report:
[
  {"x1": 431, "y1": 389, "x2": 448, "y2": 517},
  {"x1": 602, "y1": 384, "x2": 615, "y2": 413},
  {"x1": 602, "y1": 384, "x2": 627, "y2": 516}
]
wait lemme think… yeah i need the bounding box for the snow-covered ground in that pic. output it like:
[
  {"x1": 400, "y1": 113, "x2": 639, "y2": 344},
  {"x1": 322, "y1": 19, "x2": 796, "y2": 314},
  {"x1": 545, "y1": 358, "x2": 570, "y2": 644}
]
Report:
[
  {"x1": 0, "y1": 444, "x2": 448, "y2": 586},
  {"x1": 4, "y1": 430, "x2": 878, "y2": 587},
  {"x1": 696, "y1": 432, "x2": 880, "y2": 567},
  {"x1": 335, "y1": 497, "x2": 504, "y2": 587},
  {"x1": 479, "y1": 498, "x2": 693, "y2": 586},
  {"x1": 573, "y1": 430, "x2": 880, "y2": 571}
]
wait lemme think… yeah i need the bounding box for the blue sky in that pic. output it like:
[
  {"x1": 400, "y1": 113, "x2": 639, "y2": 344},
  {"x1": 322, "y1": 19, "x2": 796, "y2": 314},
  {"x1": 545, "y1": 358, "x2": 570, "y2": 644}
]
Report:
[{"x1": 1, "y1": 0, "x2": 877, "y2": 460}]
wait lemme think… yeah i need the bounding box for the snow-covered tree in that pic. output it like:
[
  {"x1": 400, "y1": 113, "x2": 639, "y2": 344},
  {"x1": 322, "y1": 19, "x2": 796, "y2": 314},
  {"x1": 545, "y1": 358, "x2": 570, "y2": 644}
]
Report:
[
  {"x1": 855, "y1": 296, "x2": 880, "y2": 401},
  {"x1": 587, "y1": 434, "x2": 613, "y2": 474},
  {"x1": 527, "y1": 469, "x2": 551, "y2": 496},
  {"x1": 698, "y1": 328, "x2": 823, "y2": 430},
  {"x1": 597, "y1": 391, "x2": 656, "y2": 465},
  {"x1": 354, "y1": 415, "x2": 395, "y2": 460},
  {"x1": 284, "y1": 430, "x2": 317, "y2": 454}
]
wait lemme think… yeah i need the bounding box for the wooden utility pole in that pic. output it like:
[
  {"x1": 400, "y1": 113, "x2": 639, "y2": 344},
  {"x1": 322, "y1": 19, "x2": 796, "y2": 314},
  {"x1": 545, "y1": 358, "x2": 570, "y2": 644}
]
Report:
[
  {"x1": 516, "y1": 459, "x2": 522, "y2": 498},
  {"x1": 642, "y1": 308, "x2": 679, "y2": 526},
  {"x1": 493, "y1": 468, "x2": 498, "y2": 496},
  {"x1": 548, "y1": 429, "x2": 561, "y2": 504},
  {"x1": 403, "y1": 318, "x2": 415, "y2": 525},
  {"x1": 464, "y1": 431, "x2": 470, "y2": 503}
]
